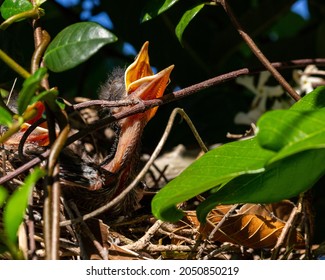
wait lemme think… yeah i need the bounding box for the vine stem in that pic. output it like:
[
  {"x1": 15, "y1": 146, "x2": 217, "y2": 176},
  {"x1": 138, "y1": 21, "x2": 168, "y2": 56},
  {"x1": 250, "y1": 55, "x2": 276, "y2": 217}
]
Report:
[{"x1": 218, "y1": 0, "x2": 301, "y2": 101}]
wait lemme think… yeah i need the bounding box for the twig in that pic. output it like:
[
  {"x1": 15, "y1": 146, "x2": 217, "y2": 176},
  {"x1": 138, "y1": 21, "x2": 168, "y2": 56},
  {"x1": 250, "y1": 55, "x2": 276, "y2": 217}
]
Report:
[
  {"x1": 27, "y1": 193, "x2": 37, "y2": 260},
  {"x1": 18, "y1": 118, "x2": 47, "y2": 162},
  {"x1": 30, "y1": 30, "x2": 51, "y2": 74},
  {"x1": 123, "y1": 220, "x2": 163, "y2": 251},
  {"x1": 44, "y1": 124, "x2": 70, "y2": 259},
  {"x1": 218, "y1": 0, "x2": 300, "y2": 101},
  {"x1": 196, "y1": 204, "x2": 238, "y2": 260},
  {"x1": 271, "y1": 200, "x2": 300, "y2": 259},
  {"x1": 207, "y1": 204, "x2": 239, "y2": 241},
  {"x1": 122, "y1": 220, "x2": 163, "y2": 251},
  {"x1": 300, "y1": 191, "x2": 314, "y2": 259},
  {"x1": 72, "y1": 99, "x2": 140, "y2": 110},
  {"x1": 157, "y1": 228, "x2": 196, "y2": 245},
  {"x1": 68, "y1": 201, "x2": 109, "y2": 260}
]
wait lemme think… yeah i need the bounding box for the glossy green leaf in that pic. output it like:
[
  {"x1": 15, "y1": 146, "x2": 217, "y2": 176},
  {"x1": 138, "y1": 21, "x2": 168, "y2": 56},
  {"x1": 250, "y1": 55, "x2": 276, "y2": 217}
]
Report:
[
  {"x1": 257, "y1": 109, "x2": 325, "y2": 163},
  {"x1": 0, "y1": 0, "x2": 33, "y2": 20},
  {"x1": 17, "y1": 68, "x2": 47, "y2": 115},
  {"x1": 290, "y1": 86, "x2": 325, "y2": 111},
  {"x1": 152, "y1": 138, "x2": 275, "y2": 222},
  {"x1": 141, "y1": 0, "x2": 180, "y2": 22},
  {"x1": 0, "y1": 186, "x2": 8, "y2": 208},
  {"x1": 175, "y1": 4, "x2": 205, "y2": 43},
  {"x1": 197, "y1": 149, "x2": 325, "y2": 221},
  {"x1": 44, "y1": 22, "x2": 117, "y2": 72},
  {"x1": 152, "y1": 87, "x2": 325, "y2": 222},
  {"x1": 3, "y1": 168, "x2": 45, "y2": 244},
  {"x1": 0, "y1": 106, "x2": 13, "y2": 126}
]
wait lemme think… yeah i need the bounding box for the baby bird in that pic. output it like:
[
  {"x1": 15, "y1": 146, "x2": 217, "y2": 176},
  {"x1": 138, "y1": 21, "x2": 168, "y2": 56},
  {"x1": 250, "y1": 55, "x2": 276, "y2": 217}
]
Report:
[{"x1": 59, "y1": 42, "x2": 174, "y2": 215}]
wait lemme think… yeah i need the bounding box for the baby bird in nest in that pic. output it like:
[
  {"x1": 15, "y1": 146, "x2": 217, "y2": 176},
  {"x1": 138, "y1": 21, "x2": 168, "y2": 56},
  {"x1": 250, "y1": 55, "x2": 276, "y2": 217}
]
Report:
[{"x1": 3, "y1": 42, "x2": 174, "y2": 216}]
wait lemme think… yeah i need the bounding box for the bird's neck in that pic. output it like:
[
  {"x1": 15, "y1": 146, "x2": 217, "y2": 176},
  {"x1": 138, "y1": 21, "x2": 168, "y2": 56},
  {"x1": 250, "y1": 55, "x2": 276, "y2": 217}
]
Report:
[{"x1": 101, "y1": 115, "x2": 145, "y2": 175}]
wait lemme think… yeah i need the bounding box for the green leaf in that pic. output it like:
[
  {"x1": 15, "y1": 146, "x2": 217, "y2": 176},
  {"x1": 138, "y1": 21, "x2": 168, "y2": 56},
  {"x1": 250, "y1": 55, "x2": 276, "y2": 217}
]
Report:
[
  {"x1": 0, "y1": 0, "x2": 33, "y2": 20},
  {"x1": 197, "y1": 149, "x2": 325, "y2": 221},
  {"x1": 44, "y1": 22, "x2": 118, "y2": 72},
  {"x1": 152, "y1": 87, "x2": 325, "y2": 222},
  {"x1": 141, "y1": 0, "x2": 180, "y2": 22},
  {"x1": 290, "y1": 86, "x2": 325, "y2": 111},
  {"x1": 0, "y1": 186, "x2": 8, "y2": 208},
  {"x1": 175, "y1": 4, "x2": 205, "y2": 43},
  {"x1": 0, "y1": 106, "x2": 13, "y2": 126},
  {"x1": 31, "y1": 88, "x2": 58, "y2": 104},
  {"x1": 3, "y1": 168, "x2": 45, "y2": 244},
  {"x1": 257, "y1": 109, "x2": 325, "y2": 163},
  {"x1": 151, "y1": 138, "x2": 275, "y2": 222},
  {"x1": 17, "y1": 68, "x2": 47, "y2": 115}
]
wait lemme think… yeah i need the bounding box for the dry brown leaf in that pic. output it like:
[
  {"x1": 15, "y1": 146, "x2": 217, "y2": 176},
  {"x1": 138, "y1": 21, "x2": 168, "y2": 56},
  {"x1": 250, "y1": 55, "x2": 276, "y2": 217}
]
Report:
[{"x1": 184, "y1": 201, "x2": 304, "y2": 249}]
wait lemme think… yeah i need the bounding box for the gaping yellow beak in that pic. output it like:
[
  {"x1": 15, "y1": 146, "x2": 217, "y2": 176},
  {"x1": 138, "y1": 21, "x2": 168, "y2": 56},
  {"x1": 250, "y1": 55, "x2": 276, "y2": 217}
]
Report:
[{"x1": 124, "y1": 41, "x2": 174, "y2": 122}]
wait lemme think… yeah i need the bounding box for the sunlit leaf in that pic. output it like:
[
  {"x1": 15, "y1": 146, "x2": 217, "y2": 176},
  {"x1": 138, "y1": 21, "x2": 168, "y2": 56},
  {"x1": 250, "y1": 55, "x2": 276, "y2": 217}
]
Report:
[
  {"x1": 0, "y1": 107, "x2": 13, "y2": 126},
  {"x1": 17, "y1": 68, "x2": 47, "y2": 115},
  {"x1": 141, "y1": 0, "x2": 180, "y2": 22},
  {"x1": 44, "y1": 22, "x2": 117, "y2": 72},
  {"x1": 197, "y1": 149, "x2": 325, "y2": 221},
  {"x1": 152, "y1": 138, "x2": 275, "y2": 222},
  {"x1": 3, "y1": 168, "x2": 45, "y2": 244},
  {"x1": 257, "y1": 109, "x2": 325, "y2": 164},
  {"x1": 152, "y1": 85, "x2": 325, "y2": 223},
  {"x1": 175, "y1": 4, "x2": 205, "y2": 43},
  {"x1": 290, "y1": 86, "x2": 325, "y2": 111},
  {"x1": 0, "y1": 0, "x2": 33, "y2": 20}
]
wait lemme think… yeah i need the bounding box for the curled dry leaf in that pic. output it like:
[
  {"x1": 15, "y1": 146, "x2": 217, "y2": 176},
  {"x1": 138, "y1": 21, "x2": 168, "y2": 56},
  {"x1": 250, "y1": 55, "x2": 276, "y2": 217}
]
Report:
[{"x1": 185, "y1": 201, "x2": 304, "y2": 249}]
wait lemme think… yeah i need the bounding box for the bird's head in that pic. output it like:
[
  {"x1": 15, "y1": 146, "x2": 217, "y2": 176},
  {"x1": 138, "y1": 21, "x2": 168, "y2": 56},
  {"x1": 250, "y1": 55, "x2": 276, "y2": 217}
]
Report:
[
  {"x1": 100, "y1": 42, "x2": 174, "y2": 176},
  {"x1": 109, "y1": 41, "x2": 174, "y2": 123}
]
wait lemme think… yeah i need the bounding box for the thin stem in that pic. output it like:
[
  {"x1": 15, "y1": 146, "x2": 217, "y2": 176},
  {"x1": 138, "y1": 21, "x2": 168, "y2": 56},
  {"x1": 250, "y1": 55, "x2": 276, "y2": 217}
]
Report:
[
  {"x1": 31, "y1": 30, "x2": 51, "y2": 74},
  {"x1": 0, "y1": 7, "x2": 44, "y2": 30},
  {"x1": 0, "y1": 49, "x2": 31, "y2": 79},
  {"x1": 218, "y1": 0, "x2": 301, "y2": 101},
  {"x1": 44, "y1": 124, "x2": 70, "y2": 259}
]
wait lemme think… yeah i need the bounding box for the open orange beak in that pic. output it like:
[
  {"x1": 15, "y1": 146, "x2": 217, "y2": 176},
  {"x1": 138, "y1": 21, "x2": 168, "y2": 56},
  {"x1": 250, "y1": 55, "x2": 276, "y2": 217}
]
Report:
[{"x1": 124, "y1": 41, "x2": 174, "y2": 123}]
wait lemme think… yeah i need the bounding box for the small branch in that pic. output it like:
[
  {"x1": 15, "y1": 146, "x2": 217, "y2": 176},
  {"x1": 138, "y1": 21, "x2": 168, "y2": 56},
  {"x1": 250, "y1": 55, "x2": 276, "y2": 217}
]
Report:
[
  {"x1": 207, "y1": 204, "x2": 238, "y2": 241},
  {"x1": 218, "y1": 0, "x2": 301, "y2": 101},
  {"x1": 44, "y1": 124, "x2": 70, "y2": 259},
  {"x1": 123, "y1": 220, "x2": 163, "y2": 251},
  {"x1": 271, "y1": 200, "x2": 300, "y2": 259},
  {"x1": 73, "y1": 99, "x2": 140, "y2": 110},
  {"x1": 68, "y1": 201, "x2": 109, "y2": 260},
  {"x1": 157, "y1": 228, "x2": 196, "y2": 245},
  {"x1": 31, "y1": 30, "x2": 51, "y2": 74}
]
